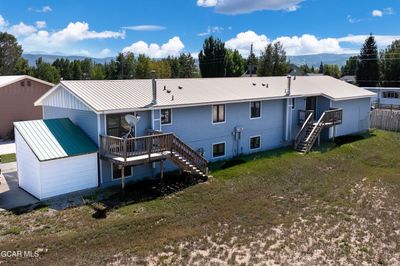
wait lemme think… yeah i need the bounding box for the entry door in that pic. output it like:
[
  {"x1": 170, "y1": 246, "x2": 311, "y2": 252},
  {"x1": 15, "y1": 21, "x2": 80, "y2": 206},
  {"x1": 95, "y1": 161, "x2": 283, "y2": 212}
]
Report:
[{"x1": 306, "y1": 97, "x2": 317, "y2": 119}]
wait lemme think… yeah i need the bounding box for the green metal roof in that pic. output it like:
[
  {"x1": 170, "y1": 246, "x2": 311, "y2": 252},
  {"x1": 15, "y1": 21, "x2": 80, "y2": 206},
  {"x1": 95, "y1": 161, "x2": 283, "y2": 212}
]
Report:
[{"x1": 14, "y1": 118, "x2": 98, "y2": 161}]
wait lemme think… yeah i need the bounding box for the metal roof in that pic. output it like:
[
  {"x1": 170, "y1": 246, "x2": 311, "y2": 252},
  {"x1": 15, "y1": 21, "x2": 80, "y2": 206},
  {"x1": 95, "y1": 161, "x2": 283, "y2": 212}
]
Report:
[
  {"x1": 36, "y1": 76, "x2": 375, "y2": 113},
  {"x1": 14, "y1": 118, "x2": 98, "y2": 161},
  {"x1": 0, "y1": 75, "x2": 54, "y2": 88}
]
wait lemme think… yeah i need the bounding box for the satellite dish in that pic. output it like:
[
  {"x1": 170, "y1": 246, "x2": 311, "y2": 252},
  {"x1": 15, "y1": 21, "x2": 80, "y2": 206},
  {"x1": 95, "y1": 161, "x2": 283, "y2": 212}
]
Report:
[
  {"x1": 123, "y1": 114, "x2": 140, "y2": 139},
  {"x1": 125, "y1": 114, "x2": 140, "y2": 127}
]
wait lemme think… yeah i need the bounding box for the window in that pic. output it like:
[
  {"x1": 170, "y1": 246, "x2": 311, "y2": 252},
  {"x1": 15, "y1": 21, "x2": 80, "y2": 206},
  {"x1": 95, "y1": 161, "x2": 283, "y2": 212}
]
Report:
[
  {"x1": 161, "y1": 109, "x2": 172, "y2": 125},
  {"x1": 250, "y1": 136, "x2": 261, "y2": 150},
  {"x1": 27, "y1": 80, "x2": 31, "y2": 87},
  {"x1": 291, "y1": 98, "x2": 296, "y2": 109},
  {"x1": 250, "y1": 101, "x2": 261, "y2": 119},
  {"x1": 112, "y1": 164, "x2": 132, "y2": 180},
  {"x1": 212, "y1": 142, "x2": 225, "y2": 158},
  {"x1": 212, "y1": 104, "x2": 225, "y2": 123},
  {"x1": 107, "y1": 113, "x2": 135, "y2": 137},
  {"x1": 383, "y1": 91, "x2": 400, "y2": 99},
  {"x1": 20, "y1": 81, "x2": 25, "y2": 87}
]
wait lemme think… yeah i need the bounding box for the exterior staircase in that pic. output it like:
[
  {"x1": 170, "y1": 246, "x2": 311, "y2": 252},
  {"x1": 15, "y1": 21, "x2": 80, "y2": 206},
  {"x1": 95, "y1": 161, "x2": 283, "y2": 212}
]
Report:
[
  {"x1": 169, "y1": 135, "x2": 209, "y2": 179},
  {"x1": 294, "y1": 108, "x2": 343, "y2": 153}
]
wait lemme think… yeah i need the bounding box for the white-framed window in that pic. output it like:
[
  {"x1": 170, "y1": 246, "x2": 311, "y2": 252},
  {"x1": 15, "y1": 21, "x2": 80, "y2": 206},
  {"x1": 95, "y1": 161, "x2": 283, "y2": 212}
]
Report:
[
  {"x1": 291, "y1": 98, "x2": 296, "y2": 109},
  {"x1": 212, "y1": 142, "x2": 226, "y2": 158},
  {"x1": 212, "y1": 104, "x2": 226, "y2": 124},
  {"x1": 112, "y1": 163, "x2": 133, "y2": 180},
  {"x1": 161, "y1": 109, "x2": 172, "y2": 125},
  {"x1": 249, "y1": 136, "x2": 261, "y2": 150},
  {"x1": 250, "y1": 101, "x2": 261, "y2": 119}
]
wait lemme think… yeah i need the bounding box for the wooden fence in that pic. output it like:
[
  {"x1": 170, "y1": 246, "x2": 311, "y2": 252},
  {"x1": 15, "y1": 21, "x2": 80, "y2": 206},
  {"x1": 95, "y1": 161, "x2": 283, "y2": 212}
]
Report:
[{"x1": 370, "y1": 109, "x2": 400, "y2": 132}]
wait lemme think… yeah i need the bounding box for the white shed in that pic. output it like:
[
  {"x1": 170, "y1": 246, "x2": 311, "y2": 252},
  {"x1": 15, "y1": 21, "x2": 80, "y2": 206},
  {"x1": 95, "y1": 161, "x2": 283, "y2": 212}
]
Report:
[{"x1": 14, "y1": 118, "x2": 99, "y2": 200}]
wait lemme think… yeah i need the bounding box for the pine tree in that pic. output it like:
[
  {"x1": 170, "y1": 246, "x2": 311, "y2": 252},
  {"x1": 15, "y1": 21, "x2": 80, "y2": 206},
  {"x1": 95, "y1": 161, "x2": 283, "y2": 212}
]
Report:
[
  {"x1": 356, "y1": 34, "x2": 379, "y2": 87},
  {"x1": 380, "y1": 40, "x2": 400, "y2": 87},
  {"x1": 257, "y1": 44, "x2": 274, "y2": 76},
  {"x1": 319, "y1": 61, "x2": 324, "y2": 73},
  {"x1": 198, "y1": 36, "x2": 226, "y2": 77}
]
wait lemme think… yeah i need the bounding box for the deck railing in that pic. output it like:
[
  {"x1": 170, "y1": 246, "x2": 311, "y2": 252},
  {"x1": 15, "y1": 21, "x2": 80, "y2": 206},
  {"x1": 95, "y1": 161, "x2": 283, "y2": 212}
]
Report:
[
  {"x1": 100, "y1": 133, "x2": 208, "y2": 173},
  {"x1": 100, "y1": 133, "x2": 174, "y2": 160}
]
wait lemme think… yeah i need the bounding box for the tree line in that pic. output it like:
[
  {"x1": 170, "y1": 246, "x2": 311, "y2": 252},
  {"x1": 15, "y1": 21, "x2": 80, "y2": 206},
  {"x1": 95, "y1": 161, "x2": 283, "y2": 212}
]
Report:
[
  {"x1": 341, "y1": 34, "x2": 400, "y2": 87},
  {"x1": 198, "y1": 36, "x2": 289, "y2": 77},
  {"x1": 2, "y1": 31, "x2": 399, "y2": 86},
  {"x1": 0, "y1": 32, "x2": 197, "y2": 83}
]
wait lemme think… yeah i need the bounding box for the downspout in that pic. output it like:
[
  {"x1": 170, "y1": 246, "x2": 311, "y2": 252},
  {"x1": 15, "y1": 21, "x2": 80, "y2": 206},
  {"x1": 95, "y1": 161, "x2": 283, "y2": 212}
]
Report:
[{"x1": 284, "y1": 76, "x2": 292, "y2": 143}]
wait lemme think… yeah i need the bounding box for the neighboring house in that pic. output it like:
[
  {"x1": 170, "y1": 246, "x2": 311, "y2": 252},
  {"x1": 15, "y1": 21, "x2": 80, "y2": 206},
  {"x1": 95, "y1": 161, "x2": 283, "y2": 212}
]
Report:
[
  {"x1": 365, "y1": 87, "x2": 400, "y2": 109},
  {"x1": 0, "y1": 75, "x2": 53, "y2": 139},
  {"x1": 14, "y1": 75, "x2": 373, "y2": 199},
  {"x1": 340, "y1": 75, "x2": 356, "y2": 84}
]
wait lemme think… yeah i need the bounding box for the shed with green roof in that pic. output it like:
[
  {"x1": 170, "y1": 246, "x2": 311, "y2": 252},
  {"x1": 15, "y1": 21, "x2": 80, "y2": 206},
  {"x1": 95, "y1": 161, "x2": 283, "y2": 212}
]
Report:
[{"x1": 14, "y1": 118, "x2": 99, "y2": 200}]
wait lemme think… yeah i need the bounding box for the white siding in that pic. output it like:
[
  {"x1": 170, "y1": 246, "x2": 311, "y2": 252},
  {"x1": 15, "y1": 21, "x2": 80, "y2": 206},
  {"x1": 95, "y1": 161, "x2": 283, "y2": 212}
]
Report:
[
  {"x1": 41, "y1": 85, "x2": 92, "y2": 111},
  {"x1": 15, "y1": 130, "x2": 41, "y2": 198},
  {"x1": 39, "y1": 153, "x2": 98, "y2": 199}
]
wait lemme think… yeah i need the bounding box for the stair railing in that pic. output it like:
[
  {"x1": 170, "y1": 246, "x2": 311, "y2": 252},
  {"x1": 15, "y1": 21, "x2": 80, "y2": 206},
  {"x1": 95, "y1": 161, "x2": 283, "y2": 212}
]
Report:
[
  {"x1": 171, "y1": 135, "x2": 208, "y2": 174},
  {"x1": 294, "y1": 111, "x2": 314, "y2": 148}
]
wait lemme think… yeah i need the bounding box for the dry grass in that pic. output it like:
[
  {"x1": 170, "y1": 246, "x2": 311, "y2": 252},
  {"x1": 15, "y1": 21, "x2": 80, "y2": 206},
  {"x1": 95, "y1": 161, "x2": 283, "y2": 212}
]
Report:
[{"x1": 0, "y1": 130, "x2": 399, "y2": 265}]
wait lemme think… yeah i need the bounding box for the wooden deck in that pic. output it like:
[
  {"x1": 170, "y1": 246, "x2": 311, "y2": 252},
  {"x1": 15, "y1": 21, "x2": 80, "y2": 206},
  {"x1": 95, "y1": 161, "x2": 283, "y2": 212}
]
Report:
[{"x1": 99, "y1": 133, "x2": 208, "y2": 175}]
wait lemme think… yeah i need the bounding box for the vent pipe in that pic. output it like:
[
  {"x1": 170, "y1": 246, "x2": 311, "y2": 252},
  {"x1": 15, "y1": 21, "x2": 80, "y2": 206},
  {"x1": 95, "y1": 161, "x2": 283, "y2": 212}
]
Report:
[
  {"x1": 151, "y1": 70, "x2": 157, "y2": 105},
  {"x1": 286, "y1": 75, "x2": 292, "y2": 96}
]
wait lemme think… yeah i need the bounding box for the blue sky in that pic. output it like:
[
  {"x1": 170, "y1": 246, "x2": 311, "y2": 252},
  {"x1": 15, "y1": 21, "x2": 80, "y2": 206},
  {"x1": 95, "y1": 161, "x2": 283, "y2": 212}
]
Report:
[{"x1": 0, "y1": 0, "x2": 399, "y2": 58}]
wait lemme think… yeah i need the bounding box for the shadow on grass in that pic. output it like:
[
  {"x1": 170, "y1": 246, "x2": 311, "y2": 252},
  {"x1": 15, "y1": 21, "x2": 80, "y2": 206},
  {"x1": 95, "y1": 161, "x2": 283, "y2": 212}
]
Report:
[{"x1": 90, "y1": 172, "x2": 206, "y2": 219}]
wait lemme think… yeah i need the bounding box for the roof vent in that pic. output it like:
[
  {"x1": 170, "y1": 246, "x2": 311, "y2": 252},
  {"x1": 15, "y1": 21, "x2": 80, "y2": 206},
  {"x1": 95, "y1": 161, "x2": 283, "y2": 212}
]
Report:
[
  {"x1": 171, "y1": 95, "x2": 174, "y2": 101},
  {"x1": 166, "y1": 89, "x2": 171, "y2": 93},
  {"x1": 252, "y1": 83, "x2": 256, "y2": 86},
  {"x1": 178, "y1": 86, "x2": 183, "y2": 90},
  {"x1": 163, "y1": 85, "x2": 167, "y2": 91}
]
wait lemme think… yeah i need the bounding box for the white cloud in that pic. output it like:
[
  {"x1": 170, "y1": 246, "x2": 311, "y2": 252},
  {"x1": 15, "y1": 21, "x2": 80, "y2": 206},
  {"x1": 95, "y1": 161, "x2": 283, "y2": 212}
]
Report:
[
  {"x1": 99, "y1": 48, "x2": 112, "y2": 57},
  {"x1": 0, "y1": 15, "x2": 124, "y2": 55},
  {"x1": 197, "y1": 26, "x2": 224, "y2": 36},
  {"x1": 122, "y1": 25, "x2": 166, "y2": 31},
  {"x1": 226, "y1": 31, "x2": 400, "y2": 56},
  {"x1": 372, "y1": 8, "x2": 394, "y2": 17},
  {"x1": 276, "y1": 34, "x2": 349, "y2": 55},
  {"x1": 35, "y1": 21, "x2": 46, "y2": 29},
  {"x1": 197, "y1": 0, "x2": 218, "y2": 7},
  {"x1": 384, "y1": 7, "x2": 394, "y2": 15},
  {"x1": 338, "y1": 35, "x2": 400, "y2": 47},
  {"x1": 9, "y1": 22, "x2": 37, "y2": 37},
  {"x1": 0, "y1": 15, "x2": 8, "y2": 28},
  {"x1": 122, "y1": 36, "x2": 185, "y2": 58},
  {"x1": 28, "y1": 5, "x2": 52, "y2": 13},
  {"x1": 372, "y1": 10, "x2": 383, "y2": 17},
  {"x1": 196, "y1": 0, "x2": 304, "y2": 14},
  {"x1": 347, "y1": 15, "x2": 362, "y2": 24},
  {"x1": 225, "y1": 31, "x2": 269, "y2": 56}
]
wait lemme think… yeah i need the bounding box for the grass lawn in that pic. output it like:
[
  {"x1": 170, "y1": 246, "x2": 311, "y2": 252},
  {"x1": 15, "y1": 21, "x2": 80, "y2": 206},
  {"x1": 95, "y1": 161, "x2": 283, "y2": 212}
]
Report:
[
  {"x1": 0, "y1": 153, "x2": 16, "y2": 163},
  {"x1": 0, "y1": 130, "x2": 399, "y2": 265}
]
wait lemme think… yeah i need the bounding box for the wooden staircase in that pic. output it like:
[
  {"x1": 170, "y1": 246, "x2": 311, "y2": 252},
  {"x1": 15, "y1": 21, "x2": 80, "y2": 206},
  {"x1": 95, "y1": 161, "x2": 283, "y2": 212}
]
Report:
[
  {"x1": 100, "y1": 133, "x2": 209, "y2": 179},
  {"x1": 294, "y1": 109, "x2": 343, "y2": 153},
  {"x1": 169, "y1": 135, "x2": 208, "y2": 179}
]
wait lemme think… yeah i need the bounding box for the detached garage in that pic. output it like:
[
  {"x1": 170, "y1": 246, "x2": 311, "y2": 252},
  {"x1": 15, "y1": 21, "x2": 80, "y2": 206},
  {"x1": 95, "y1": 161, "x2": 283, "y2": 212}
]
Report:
[{"x1": 14, "y1": 118, "x2": 98, "y2": 200}]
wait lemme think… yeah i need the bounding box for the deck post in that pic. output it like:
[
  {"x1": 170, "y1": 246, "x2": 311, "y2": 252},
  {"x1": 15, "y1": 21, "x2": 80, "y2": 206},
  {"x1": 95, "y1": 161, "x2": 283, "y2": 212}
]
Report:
[
  {"x1": 160, "y1": 160, "x2": 164, "y2": 180},
  {"x1": 121, "y1": 166, "x2": 125, "y2": 192},
  {"x1": 317, "y1": 135, "x2": 321, "y2": 146},
  {"x1": 333, "y1": 125, "x2": 336, "y2": 142}
]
